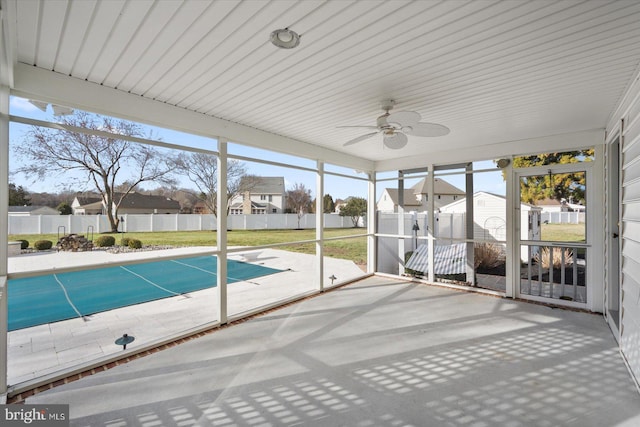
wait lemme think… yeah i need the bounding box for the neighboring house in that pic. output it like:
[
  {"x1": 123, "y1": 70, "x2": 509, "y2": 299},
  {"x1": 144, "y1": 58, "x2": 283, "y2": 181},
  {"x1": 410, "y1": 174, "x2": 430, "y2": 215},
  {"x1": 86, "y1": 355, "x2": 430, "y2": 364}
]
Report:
[
  {"x1": 535, "y1": 197, "x2": 586, "y2": 213},
  {"x1": 229, "y1": 177, "x2": 285, "y2": 214},
  {"x1": 377, "y1": 189, "x2": 422, "y2": 212},
  {"x1": 72, "y1": 192, "x2": 181, "y2": 215},
  {"x1": 335, "y1": 197, "x2": 360, "y2": 215},
  {"x1": 8, "y1": 206, "x2": 59, "y2": 216},
  {"x1": 71, "y1": 194, "x2": 103, "y2": 215},
  {"x1": 377, "y1": 178, "x2": 465, "y2": 212}
]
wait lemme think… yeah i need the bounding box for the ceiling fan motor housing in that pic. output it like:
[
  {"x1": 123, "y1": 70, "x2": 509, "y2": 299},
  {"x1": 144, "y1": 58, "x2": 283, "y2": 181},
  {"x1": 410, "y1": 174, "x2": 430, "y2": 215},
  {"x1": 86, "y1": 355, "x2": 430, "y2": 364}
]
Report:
[{"x1": 377, "y1": 114, "x2": 391, "y2": 129}]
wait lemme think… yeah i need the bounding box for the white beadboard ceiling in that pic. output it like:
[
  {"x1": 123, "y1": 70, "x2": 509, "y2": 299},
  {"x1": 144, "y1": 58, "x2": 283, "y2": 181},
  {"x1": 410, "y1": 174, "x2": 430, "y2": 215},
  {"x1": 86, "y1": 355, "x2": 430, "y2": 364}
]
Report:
[{"x1": 5, "y1": 0, "x2": 640, "y2": 170}]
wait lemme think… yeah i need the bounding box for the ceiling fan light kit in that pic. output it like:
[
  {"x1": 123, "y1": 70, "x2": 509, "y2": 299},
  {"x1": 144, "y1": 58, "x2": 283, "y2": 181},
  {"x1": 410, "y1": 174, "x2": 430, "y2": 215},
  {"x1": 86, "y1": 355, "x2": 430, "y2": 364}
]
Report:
[{"x1": 339, "y1": 99, "x2": 450, "y2": 149}]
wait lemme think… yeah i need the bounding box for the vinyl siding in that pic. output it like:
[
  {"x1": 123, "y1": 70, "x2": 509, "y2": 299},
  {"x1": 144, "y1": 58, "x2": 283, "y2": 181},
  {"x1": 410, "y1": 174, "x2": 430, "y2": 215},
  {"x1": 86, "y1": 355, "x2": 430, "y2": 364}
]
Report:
[{"x1": 620, "y1": 79, "x2": 640, "y2": 386}]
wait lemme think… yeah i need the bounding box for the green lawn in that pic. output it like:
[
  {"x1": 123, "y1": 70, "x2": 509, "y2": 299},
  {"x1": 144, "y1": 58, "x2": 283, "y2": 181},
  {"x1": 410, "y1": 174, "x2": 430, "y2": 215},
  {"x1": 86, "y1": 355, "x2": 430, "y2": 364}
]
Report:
[
  {"x1": 540, "y1": 223, "x2": 586, "y2": 242},
  {"x1": 10, "y1": 228, "x2": 368, "y2": 264}
]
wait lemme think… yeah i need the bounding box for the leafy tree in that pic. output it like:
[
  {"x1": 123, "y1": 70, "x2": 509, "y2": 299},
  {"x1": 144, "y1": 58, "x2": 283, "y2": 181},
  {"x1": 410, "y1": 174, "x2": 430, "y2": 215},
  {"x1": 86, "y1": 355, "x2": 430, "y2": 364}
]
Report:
[
  {"x1": 286, "y1": 183, "x2": 313, "y2": 229},
  {"x1": 57, "y1": 202, "x2": 73, "y2": 215},
  {"x1": 501, "y1": 150, "x2": 593, "y2": 204},
  {"x1": 323, "y1": 194, "x2": 335, "y2": 213},
  {"x1": 14, "y1": 112, "x2": 176, "y2": 232},
  {"x1": 339, "y1": 197, "x2": 367, "y2": 227},
  {"x1": 8, "y1": 183, "x2": 31, "y2": 206},
  {"x1": 171, "y1": 152, "x2": 258, "y2": 216}
]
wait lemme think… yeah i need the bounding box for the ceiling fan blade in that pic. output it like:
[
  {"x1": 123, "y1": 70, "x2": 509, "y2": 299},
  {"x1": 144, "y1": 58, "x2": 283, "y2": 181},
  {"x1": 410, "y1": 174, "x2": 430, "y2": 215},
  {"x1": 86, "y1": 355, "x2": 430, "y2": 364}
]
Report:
[
  {"x1": 383, "y1": 132, "x2": 408, "y2": 149},
  {"x1": 387, "y1": 111, "x2": 421, "y2": 126},
  {"x1": 403, "y1": 122, "x2": 450, "y2": 137},
  {"x1": 337, "y1": 125, "x2": 379, "y2": 130},
  {"x1": 344, "y1": 132, "x2": 379, "y2": 146}
]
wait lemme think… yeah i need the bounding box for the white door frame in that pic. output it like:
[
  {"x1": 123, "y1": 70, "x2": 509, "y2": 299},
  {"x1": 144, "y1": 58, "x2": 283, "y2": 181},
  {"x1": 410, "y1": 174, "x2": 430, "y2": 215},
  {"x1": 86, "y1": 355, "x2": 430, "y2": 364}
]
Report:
[
  {"x1": 512, "y1": 162, "x2": 595, "y2": 310},
  {"x1": 605, "y1": 136, "x2": 622, "y2": 339}
]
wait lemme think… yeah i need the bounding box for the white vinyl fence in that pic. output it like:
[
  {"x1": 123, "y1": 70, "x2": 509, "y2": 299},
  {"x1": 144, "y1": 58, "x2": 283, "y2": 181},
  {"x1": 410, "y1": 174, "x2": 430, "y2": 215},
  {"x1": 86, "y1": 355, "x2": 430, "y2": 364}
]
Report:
[
  {"x1": 541, "y1": 211, "x2": 585, "y2": 224},
  {"x1": 376, "y1": 212, "x2": 467, "y2": 276},
  {"x1": 8, "y1": 213, "x2": 356, "y2": 235}
]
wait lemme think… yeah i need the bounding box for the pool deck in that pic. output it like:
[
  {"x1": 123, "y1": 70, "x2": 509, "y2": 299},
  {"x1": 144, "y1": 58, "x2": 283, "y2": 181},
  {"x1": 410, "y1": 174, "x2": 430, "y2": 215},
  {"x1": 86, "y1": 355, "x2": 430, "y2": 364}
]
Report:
[{"x1": 7, "y1": 247, "x2": 365, "y2": 385}]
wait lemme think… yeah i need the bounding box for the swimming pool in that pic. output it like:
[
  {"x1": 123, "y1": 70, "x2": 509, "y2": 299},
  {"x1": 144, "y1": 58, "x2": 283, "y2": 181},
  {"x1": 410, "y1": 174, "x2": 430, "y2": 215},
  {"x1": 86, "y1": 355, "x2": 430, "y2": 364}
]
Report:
[{"x1": 7, "y1": 256, "x2": 281, "y2": 331}]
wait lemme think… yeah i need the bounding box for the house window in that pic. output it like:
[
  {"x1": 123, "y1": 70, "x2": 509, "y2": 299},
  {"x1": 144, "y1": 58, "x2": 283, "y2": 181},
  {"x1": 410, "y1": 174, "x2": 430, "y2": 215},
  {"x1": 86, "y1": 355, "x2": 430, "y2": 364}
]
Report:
[
  {"x1": 269, "y1": 195, "x2": 273, "y2": 202},
  {"x1": 272, "y1": 208, "x2": 277, "y2": 213},
  {"x1": 438, "y1": 195, "x2": 441, "y2": 199},
  {"x1": 260, "y1": 195, "x2": 266, "y2": 200}
]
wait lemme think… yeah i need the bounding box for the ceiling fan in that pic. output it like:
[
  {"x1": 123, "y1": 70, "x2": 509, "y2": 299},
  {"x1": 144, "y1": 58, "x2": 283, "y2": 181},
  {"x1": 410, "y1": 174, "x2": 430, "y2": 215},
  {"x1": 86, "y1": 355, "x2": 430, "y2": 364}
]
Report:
[{"x1": 339, "y1": 100, "x2": 449, "y2": 149}]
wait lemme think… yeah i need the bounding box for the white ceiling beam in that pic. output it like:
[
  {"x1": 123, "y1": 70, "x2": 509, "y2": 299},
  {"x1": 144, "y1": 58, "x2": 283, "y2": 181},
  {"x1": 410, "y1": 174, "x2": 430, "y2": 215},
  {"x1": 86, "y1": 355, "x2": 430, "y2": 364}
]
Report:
[
  {"x1": 11, "y1": 63, "x2": 374, "y2": 171},
  {"x1": 374, "y1": 129, "x2": 605, "y2": 171},
  {"x1": 0, "y1": 0, "x2": 17, "y2": 87}
]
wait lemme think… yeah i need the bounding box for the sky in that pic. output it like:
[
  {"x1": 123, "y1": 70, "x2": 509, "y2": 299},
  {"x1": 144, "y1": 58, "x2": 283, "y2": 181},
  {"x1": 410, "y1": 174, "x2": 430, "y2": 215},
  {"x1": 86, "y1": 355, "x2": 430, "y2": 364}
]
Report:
[{"x1": 8, "y1": 96, "x2": 506, "y2": 202}]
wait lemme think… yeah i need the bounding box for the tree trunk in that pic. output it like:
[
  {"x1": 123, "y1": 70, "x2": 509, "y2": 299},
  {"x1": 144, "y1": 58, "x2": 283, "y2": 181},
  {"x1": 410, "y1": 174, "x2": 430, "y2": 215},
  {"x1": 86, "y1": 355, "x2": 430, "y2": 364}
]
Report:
[{"x1": 106, "y1": 209, "x2": 119, "y2": 233}]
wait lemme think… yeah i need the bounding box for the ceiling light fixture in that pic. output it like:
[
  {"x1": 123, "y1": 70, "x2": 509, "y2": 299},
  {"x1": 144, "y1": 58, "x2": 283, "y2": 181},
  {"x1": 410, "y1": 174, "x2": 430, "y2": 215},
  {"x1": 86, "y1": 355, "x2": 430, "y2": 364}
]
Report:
[{"x1": 270, "y1": 28, "x2": 300, "y2": 49}]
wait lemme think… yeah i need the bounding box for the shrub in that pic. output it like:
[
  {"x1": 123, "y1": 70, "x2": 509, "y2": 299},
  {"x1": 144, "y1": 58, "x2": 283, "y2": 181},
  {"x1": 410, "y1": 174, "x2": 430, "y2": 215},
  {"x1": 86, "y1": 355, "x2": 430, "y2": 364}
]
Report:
[
  {"x1": 34, "y1": 240, "x2": 53, "y2": 251},
  {"x1": 474, "y1": 243, "x2": 505, "y2": 269},
  {"x1": 404, "y1": 251, "x2": 423, "y2": 277},
  {"x1": 128, "y1": 239, "x2": 143, "y2": 249},
  {"x1": 95, "y1": 235, "x2": 116, "y2": 247},
  {"x1": 17, "y1": 239, "x2": 29, "y2": 249},
  {"x1": 535, "y1": 247, "x2": 573, "y2": 269},
  {"x1": 120, "y1": 237, "x2": 132, "y2": 247}
]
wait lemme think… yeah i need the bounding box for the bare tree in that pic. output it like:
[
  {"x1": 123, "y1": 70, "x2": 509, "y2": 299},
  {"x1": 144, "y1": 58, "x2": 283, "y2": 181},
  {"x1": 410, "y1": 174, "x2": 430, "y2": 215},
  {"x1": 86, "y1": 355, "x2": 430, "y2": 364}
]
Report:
[
  {"x1": 286, "y1": 183, "x2": 313, "y2": 229},
  {"x1": 171, "y1": 152, "x2": 258, "y2": 216},
  {"x1": 14, "y1": 112, "x2": 175, "y2": 232}
]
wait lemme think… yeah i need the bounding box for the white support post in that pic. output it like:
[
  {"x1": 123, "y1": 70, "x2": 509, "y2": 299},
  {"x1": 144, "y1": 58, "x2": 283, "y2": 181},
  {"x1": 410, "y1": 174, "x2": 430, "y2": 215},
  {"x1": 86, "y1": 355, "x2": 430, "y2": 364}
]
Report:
[
  {"x1": 505, "y1": 159, "x2": 515, "y2": 298},
  {"x1": 316, "y1": 161, "x2": 324, "y2": 291},
  {"x1": 398, "y1": 171, "x2": 405, "y2": 275},
  {"x1": 217, "y1": 139, "x2": 228, "y2": 324},
  {"x1": 367, "y1": 171, "x2": 376, "y2": 274},
  {"x1": 0, "y1": 83, "x2": 9, "y2": 394},
  {"x1": 427, "y1": 167, "x2": 435, "y2": 283},
  {"x1": 465, "y1": 163, "x2": 475, "y2": 285}
]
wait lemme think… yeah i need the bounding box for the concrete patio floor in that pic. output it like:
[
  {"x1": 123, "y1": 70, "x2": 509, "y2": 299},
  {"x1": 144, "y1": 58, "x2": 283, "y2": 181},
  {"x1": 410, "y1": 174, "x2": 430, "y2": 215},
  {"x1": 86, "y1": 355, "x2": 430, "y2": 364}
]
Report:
[{"x1": 25, "y1": 276, "x2": 640, "y2": 426}]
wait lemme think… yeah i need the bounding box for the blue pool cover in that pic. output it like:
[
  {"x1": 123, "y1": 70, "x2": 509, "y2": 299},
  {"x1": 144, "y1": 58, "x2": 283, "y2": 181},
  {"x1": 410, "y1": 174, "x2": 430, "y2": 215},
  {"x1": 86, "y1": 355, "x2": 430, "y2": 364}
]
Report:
[{"x1": 8, "y1": 256, "x2": 282, "y2": 331}]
